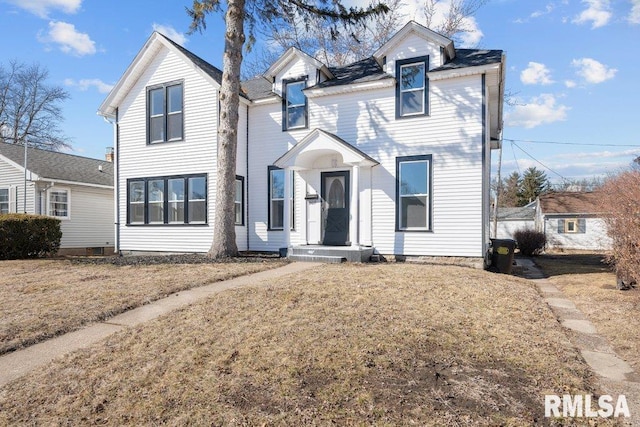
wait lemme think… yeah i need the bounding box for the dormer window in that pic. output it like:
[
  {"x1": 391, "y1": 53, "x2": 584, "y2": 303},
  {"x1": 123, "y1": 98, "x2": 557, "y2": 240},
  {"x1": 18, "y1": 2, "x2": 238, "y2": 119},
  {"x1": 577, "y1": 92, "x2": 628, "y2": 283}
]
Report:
[
  {"x1": 282, "y1": 78, "x2": 307, "y2": 131},
  {"x1": 148, "y1": 81, "x2": 183, "y2": 144},
  {"x1": 396, "y1": 56, "x2": 429, "y2": 119}
]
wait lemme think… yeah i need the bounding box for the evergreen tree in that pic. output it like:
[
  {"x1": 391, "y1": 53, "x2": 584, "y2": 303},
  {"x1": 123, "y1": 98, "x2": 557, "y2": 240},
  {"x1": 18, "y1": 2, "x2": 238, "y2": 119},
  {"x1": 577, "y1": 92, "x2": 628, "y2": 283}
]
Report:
[
  {"x1": 518, "y1": 167, "x2": 550, "y2": 206},
  {"x1": 498, "y1": 171, "x2": 521, "y2": 207}
]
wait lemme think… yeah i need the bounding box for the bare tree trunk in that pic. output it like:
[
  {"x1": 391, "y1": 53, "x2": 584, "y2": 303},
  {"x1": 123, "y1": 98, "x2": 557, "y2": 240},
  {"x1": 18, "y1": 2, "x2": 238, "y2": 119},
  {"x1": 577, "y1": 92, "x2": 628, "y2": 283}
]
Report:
[{"x1": 208, "y1": 0, "x2": 245, "y2": 258}]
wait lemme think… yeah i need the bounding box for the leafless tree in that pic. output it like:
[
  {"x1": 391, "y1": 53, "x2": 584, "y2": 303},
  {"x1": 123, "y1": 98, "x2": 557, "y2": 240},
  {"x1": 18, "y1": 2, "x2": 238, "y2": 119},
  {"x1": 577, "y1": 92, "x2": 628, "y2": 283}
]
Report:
[
  {"x1": 423, "y1": 0, "x2": 487, "y2": 44},
  {"x1": 0, "y1": 61, "x2": 70, "y2": 150}
]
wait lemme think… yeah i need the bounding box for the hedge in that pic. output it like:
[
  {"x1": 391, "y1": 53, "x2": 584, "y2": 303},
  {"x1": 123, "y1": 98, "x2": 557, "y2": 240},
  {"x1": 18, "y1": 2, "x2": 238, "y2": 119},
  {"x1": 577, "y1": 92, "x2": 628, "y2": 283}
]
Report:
[{"x1": 0, "y1": 214, "x2": 62, "y2": 260}]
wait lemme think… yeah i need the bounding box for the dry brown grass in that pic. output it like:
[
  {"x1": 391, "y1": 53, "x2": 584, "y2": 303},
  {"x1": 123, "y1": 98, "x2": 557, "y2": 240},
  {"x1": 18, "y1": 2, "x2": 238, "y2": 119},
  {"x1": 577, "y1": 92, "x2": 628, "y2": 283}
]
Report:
[
  {"x1": 0, "y1": 258, "x2": 286, "y2": 354},
  {"x1": 0, "y1": 264, "x2": 607, "y2": 426},
  {"x1": 535, "y1": 254, "x2": 640, "y2": 373}
]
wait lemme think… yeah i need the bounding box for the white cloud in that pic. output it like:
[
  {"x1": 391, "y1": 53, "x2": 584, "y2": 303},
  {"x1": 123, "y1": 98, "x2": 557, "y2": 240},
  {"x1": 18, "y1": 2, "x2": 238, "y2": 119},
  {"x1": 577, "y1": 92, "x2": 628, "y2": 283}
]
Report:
[
  {"x1": 555, "y1": 148, "x2": 640, "y2": 159},
  {"x1": 152, "y1": 23, "x2": 187, "y2": 46},
  {"x1": 531, "y1": 3, "x2": 555, "y2": 18},
  {"x1": 572, "y1": 57, "x2": 617, "y2": 84},
  {"x1": 4, "y1": 0, "x2": 81, "y2": 18},
  {"x1": 629, "y1": 0, "x2": 640, "y2": 24},
  {"x1": 64, "y1": 78, "x2": 113, "y2": 93},
  {"x1": 520, "y1": 62, "x2": 554, "y2": 85},
  {"x1": 39, "y1": 21, "x2": 96, "y2": 56},
  {"x1": 564, "y1": 80, "x2": 577, "y2": 88},
  {"x1": 505, "y1": 93, "x2": 569, "y2": 128},
  {"x1": 573, "y1": 0, "x2": 612, "y2": 28}
]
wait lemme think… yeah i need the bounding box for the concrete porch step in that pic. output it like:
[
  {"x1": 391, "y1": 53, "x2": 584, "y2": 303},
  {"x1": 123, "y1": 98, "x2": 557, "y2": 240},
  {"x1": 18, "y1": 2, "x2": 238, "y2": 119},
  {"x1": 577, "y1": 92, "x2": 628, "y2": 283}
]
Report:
[
  {"x1": 289, "y1": 245, "x2": 375, "y2": 263},
  {"x1": 289, "y1": 254, "x2": 346, "y2": 263}
]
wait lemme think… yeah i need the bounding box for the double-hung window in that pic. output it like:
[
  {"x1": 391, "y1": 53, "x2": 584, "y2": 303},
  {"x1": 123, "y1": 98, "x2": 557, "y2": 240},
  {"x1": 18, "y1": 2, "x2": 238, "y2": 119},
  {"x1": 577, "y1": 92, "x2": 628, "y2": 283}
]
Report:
[
  {"x1": 0, "y1": 188, "x2": 9, "y2": 214},
  {"x1": 396, "y1": 56, "x2": 429, "y2": 118},
  {"x1": 396, "y1": 155, "x2": 431, "y2": 231},
  {"x1": 148, "y1": 82, "x2": 183, "y2": 143},
  {"x1": 127, "y1": 174, "x2": 206, "y2": 225},
  {"x1": 235, "y1": 176, "x2": 244, "y2": 226},
  {"x1": 268, "y1": 166, "x2": 294, "y2": 230},
  {"x1": 48, "y1": 189, "x2": 70, "y2": 219},
  {"x1": 282, "y1": 78, "x2": 307, "y2": 130}
]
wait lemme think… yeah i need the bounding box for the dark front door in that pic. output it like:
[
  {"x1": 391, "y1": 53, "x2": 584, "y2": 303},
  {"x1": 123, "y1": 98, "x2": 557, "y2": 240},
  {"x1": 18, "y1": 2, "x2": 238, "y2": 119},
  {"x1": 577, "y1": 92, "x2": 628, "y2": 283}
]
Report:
[{"x1": 321, "y1": 171, "x2": 350, "y2": 246}]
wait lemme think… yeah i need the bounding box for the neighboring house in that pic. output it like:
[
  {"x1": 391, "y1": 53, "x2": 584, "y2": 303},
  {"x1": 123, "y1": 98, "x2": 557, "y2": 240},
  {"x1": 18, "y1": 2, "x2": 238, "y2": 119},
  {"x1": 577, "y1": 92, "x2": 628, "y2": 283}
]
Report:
[
  {"x1": 98, "y1": 21, "x2": 505, "y2": 264},
  {"x1": 535, "y1": 192, "x2": 612, "y2": 251},
  {"x1": 0, "y1": 142, "x2": 115, "y2": 255},
  {"x1": 492, "y1": 203, "x2": 536, "y2": 239}
]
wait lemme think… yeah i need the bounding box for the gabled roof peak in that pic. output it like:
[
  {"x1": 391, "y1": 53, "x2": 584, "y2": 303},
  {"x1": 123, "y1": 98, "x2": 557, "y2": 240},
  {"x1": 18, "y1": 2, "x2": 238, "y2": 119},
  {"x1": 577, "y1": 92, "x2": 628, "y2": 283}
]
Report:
[
  {"x1": 264, "y1": 46, "x2": 334, "y2": 82},
  {"x1": 373, "y1": 20, "x2": 455, "y2": 65}
]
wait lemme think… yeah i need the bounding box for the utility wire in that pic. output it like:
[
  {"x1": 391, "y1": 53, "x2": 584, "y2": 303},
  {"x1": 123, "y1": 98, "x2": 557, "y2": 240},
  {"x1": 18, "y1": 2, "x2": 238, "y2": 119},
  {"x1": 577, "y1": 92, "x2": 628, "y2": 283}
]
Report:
[
  {"x1": 504, "y1": 138, "x2": 640, "y2": 148},
  {"x1": 510, "y1": 141, "x2": 521, "y2": 175},
  {"x1": 511, "y1": 141, "x2": 567, "y2": 182}
]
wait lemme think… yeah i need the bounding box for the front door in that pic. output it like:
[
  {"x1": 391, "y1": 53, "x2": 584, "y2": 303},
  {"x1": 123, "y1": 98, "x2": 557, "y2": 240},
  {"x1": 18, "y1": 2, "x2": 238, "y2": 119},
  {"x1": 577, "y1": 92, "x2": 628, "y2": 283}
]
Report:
[{"x1": 321, "y1": 171, "x2": 350, "y2": 246}]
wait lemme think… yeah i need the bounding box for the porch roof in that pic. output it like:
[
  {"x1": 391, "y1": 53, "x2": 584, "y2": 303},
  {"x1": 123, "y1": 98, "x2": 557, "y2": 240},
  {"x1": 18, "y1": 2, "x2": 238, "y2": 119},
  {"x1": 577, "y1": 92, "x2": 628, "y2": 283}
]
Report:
[{"x1": 273, "y1": 129, "x2": 379, "y2": 170}]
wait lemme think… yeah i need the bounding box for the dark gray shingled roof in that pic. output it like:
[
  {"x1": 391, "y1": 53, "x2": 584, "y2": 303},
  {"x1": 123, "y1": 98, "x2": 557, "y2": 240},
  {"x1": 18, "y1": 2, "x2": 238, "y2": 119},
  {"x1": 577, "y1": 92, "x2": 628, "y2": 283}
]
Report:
[
  {"x1": 241, "y1": 76, "x2": 275, "y2": 100},
  {"x1": 430, "y1": 49, "x2": 503, "y2": 72},
  {"x1": 492, "y1": 205, "x2": 536, "y2": 220},
  {"x1": 161, "y1": 35, "x2": 223, "y2": 85},
  {"x1": 0, "y1": 142, "x2": 114, "y2": 187},
  {"x1": 311, "y1": 57, "x2": 391, "y2": 90}
]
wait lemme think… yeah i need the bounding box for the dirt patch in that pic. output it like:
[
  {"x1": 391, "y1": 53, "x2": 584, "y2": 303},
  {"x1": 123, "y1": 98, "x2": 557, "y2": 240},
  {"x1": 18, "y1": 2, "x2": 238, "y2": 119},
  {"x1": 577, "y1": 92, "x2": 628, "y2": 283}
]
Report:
[{"x1": 0, "y1": 264, "x2": 609, "y2": 426}]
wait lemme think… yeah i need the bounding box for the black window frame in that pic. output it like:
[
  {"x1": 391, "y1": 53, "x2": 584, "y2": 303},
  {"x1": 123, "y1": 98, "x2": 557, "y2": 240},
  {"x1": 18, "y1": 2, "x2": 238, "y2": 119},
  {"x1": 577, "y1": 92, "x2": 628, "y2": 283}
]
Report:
[
  {"x1": 126, "y1": 174, "x2": 207, "y2": 226},
  {"x1": 395, "y1": 154, "x2": 433, "y2": 232},
  {"x1": 395, "y1": 56, "x2": 429, "y2": 119},
  {"x1": 267, "y1": 166, "x2": 295, "y2": 231},
  {"x1": 147, "y1": 80, "x2": 184, "y2": 144},
  {"x1": 235, "y1": 175, "x2": 245, "y2": 226},
  {"x1": 282, "y1": 76, "x2": 308, "y2": 131}
]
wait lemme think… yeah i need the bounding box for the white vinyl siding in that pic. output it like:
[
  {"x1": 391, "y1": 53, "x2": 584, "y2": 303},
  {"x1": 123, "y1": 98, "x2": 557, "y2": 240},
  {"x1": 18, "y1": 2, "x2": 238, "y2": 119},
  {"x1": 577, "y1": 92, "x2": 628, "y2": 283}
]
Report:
[{"x1": 544, "y1": 216, "x2": 612, "y2": 251}]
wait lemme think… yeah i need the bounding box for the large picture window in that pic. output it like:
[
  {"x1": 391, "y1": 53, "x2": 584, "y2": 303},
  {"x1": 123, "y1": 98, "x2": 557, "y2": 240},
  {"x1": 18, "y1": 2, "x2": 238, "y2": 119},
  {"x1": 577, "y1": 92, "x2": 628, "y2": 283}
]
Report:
[
  {"x1": 268, "y1": 166, "x2": 294, "y2": 230},
  {"x1": 395, "y1": 56, "x2": 429, "y2": 119},
  {"x1": 48, "y1": 189, "x2": 70, "y2": 219},
  {"x1": 396, "y1": 155, "x2": 432, "y2": 231},
  {"x1": 127, "y1": 174, "x2": 206, "y2": 225},
  {"x1": 282, "y1": 78, "x2": 307, "y2": 131},
  {"x1": 148, "y1": 82, "x2": 183, "y2": 143}
]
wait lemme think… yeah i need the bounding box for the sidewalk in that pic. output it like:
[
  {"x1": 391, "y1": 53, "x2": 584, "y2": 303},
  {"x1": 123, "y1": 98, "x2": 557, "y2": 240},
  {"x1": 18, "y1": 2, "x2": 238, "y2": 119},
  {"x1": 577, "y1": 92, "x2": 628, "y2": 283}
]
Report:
[
  {"x1": 0, "y1": 261, "x2": 320, "y2": 388},
  {"x1": 516, "y1": 258, "x2": 640, "y2": 426}
]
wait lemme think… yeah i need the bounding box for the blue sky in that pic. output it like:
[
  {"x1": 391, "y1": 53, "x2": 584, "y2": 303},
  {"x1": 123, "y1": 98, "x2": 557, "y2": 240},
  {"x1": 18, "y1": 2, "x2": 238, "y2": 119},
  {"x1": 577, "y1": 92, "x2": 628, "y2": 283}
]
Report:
[{"x1": 1, "y1": 0, "x2": 638, "y2": 184}]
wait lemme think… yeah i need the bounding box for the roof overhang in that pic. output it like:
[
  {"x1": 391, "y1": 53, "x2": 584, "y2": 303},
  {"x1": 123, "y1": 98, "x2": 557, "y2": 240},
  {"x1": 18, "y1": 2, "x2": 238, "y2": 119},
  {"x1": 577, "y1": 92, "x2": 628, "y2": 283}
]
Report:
[
  {"x1": 274, "y1": 129, "x2": 379, "y2": 170},
  {"x1": 305, "y1": 78, "x2": 395, "y2": 98},
  {"x1": 264, "y1": 47, "x2": 334, "y2": 83},
  {"x1": 373, "y1": 21, "x2": 455, "y2": 66}
]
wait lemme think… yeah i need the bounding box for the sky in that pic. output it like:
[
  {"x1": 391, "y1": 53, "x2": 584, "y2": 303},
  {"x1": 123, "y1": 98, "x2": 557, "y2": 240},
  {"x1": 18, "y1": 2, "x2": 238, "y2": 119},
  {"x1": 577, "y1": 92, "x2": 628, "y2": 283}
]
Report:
[{"x1": 0, "y1": 0, "x2": 638, "y2": 185}]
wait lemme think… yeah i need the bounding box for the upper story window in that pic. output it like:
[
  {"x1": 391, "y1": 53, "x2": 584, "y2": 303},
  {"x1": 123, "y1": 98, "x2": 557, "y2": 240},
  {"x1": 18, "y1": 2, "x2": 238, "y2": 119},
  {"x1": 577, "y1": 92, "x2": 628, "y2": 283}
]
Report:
[
  {"x1": 396, "y1": 155, "x2": 432, "y2": 231},
  {"x1": 48, "y1": 189, "x2": 70, "y2": 219},
  {"x1": 396, "y1": 56, "x2": 429, "y2": 119},
  {"x1": 148, "y1": 82, "x2": 183, "y2": 144},
  {"x1": 282, "y1": 78, "x2": 307, "y2": 131}
]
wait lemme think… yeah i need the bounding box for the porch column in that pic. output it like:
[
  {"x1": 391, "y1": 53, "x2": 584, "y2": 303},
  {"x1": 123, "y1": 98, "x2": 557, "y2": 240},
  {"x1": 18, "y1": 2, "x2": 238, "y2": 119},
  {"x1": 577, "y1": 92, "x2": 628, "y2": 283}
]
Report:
[
  {"x1": 350, "y1": 164, "x2": 359, "y2": 246},
  {"x1": 283, "y1": 167, "x2": 292, "y2": 249}
]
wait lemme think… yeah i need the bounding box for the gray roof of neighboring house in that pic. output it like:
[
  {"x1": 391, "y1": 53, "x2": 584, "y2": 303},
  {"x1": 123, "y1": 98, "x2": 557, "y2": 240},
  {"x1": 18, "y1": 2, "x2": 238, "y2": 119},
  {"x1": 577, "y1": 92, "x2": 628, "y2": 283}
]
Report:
[
  {"x1": 538, "y1": 191, "x2": 603, "y2": 215},
  {"x1": 0, "y1": 142, "x2": 114, "y2": 187},
  {"x1": 493, "y1": 205, "x2": 536, "y2": 220}
]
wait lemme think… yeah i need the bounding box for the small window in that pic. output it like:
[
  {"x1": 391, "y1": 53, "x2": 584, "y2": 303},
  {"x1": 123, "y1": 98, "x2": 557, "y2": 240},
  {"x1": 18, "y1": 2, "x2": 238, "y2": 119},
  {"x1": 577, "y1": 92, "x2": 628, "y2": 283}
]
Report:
[
  {"x1": 148, "y1": 82, "x2": 183, "y2": 143},
  {"x1": 268, "y1": 167, "x2": 294, "y2": 230},
  {"x1": 396, "y1": 155, "x2": 431, "y2": 231},
  {"x1": 235, "y1": 176, "x2": 244, "y2": 226},
  {"x1": 127, "y1": 175, "x2": 206, "y2": 225},
  {"x1": 0, "y1": 188, "x2": 8, "y2": 214},
  {"x1": 48, "y1": 189, "x2": 70, "y2": 219},
  {"x1": 283, "y1": 78, "x2": 307, "y2": 131},
  {"x1": 396, "y1": 56, "x2": 429, "y2": 119},
  {"x1": 565, "y1": 219, "x2": 578, "y2": 233}
]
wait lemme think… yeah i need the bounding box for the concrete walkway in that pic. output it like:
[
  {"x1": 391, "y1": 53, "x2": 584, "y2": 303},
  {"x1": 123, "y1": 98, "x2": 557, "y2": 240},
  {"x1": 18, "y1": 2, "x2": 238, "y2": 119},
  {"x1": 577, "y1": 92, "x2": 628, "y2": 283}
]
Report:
[
  {"x1": 0, "y1": 261, "x2": 320, "y2": 388},
  {"x1": 517, "y1": 258, "x2": 640, "y2": 426}
]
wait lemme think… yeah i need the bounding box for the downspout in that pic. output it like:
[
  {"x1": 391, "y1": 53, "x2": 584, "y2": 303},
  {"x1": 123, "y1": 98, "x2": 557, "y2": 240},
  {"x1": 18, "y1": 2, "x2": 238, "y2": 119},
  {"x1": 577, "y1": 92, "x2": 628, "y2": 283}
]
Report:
[
  {"x1": 246, "y1": 103, "x2": 250, "y2": 251},
  {"x1": 102, "y1": 109, "x2": 120, "y2": 255},
  {"x1": 481, "y1": 73, "x2": 487, "y2": 258}
]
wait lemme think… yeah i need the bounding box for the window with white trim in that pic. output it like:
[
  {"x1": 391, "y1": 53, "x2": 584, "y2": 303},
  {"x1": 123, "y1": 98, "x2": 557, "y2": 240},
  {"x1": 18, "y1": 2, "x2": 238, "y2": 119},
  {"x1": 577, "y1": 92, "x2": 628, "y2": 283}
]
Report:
[
  {"x1": 283, "y1": 78, "x2": 307, "y2": 130},
  {"x1": 0, "y1": 188, "x2": 8, "y2": 214},
  {"x1": 148, "y1": 82, "x2": 183, "y2": 143},
  {"x1": 48, "y1": 189, "x2": 70, "y2": 219},
  {"x1": 127, "y1": 175, "x2": 206, "y2": 225},
  {"x1": 396, "y1": 56, "x2": 429, "y2": 118},
  {"x1": 268, "y1": 167, "x2": 294, "y2": 230},
  {"x1": 235, "y1": 176, "x2": 244, "y2": 226},
  {"x1": 396, "y1": 155, "x2": 431, "y2": 231}
]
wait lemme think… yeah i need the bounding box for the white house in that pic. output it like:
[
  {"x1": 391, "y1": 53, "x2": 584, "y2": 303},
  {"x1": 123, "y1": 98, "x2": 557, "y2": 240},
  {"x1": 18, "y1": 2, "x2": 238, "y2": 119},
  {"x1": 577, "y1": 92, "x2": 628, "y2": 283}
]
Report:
[
  {"x1": 492, "y1": 203, "x2": 536, "y2": 240},
  {"x1": 536, "y1": 192, "x2": 612, "y2": 251},
  {"x1": 0, "y1": 142, "x2": 115, "y2": 255},
  {"x1": 98, "y1": 21, "x2": 506, "y2": 264}
]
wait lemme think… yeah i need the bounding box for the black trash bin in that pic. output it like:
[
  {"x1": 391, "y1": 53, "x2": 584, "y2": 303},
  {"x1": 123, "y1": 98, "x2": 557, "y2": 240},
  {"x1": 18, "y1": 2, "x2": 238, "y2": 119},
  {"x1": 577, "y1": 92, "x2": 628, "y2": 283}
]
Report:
[{"x1": 491, "y1": 239, "x2": 516, "y2": 274}]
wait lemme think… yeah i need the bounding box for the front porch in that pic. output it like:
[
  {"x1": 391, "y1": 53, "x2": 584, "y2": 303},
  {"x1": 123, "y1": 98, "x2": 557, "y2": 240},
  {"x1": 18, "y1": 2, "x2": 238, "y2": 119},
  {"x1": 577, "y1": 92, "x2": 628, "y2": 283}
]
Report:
[{"x1": 288, "y1": 245, "x2": 375, "y2": 263}]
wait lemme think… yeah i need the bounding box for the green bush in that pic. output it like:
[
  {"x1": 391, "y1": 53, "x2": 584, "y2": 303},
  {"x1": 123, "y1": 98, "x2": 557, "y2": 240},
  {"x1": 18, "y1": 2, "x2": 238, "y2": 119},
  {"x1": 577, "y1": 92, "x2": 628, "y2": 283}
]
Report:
[
  {"x1": 0, "y1": 214, "x2": 62, "y2": 259},
  {"x1": 514, "y1": 228, "x2": 546, "y2": 257}
]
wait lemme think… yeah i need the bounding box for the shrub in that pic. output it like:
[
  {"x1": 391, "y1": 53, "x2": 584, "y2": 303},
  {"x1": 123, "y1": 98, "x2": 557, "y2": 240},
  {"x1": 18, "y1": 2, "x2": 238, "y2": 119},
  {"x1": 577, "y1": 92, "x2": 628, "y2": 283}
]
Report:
[
  {"x1": 0, "y1": 214, "x2": 62, "y2": 260},
  {"x1": 514, "y1": 228, "x2": 546, "y2": 256},
  {"x1": 598, "y1": 170, "x2": 640, "y2": 286}
]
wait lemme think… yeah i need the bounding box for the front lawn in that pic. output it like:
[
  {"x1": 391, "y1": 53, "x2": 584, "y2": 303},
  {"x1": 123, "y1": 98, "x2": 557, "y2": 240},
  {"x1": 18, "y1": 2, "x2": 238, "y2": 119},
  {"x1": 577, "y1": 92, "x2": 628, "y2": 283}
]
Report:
[
  {"x1": 0, "y1": 263, "x2": 608, "y2": 425},
  {"x1": 0, "y1": 256, "x2": 286, "y2": 355}
]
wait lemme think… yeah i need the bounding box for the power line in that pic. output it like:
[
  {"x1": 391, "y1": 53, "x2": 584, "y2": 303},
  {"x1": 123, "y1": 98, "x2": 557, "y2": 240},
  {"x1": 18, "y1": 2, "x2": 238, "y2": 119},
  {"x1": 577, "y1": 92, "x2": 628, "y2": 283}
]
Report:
[
  {"x1": 504, "y1": 138, "x2": 640, "y2": 148},
  {"x1": 511, "y1": 141, "x2": 568, "y2": 181}
]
